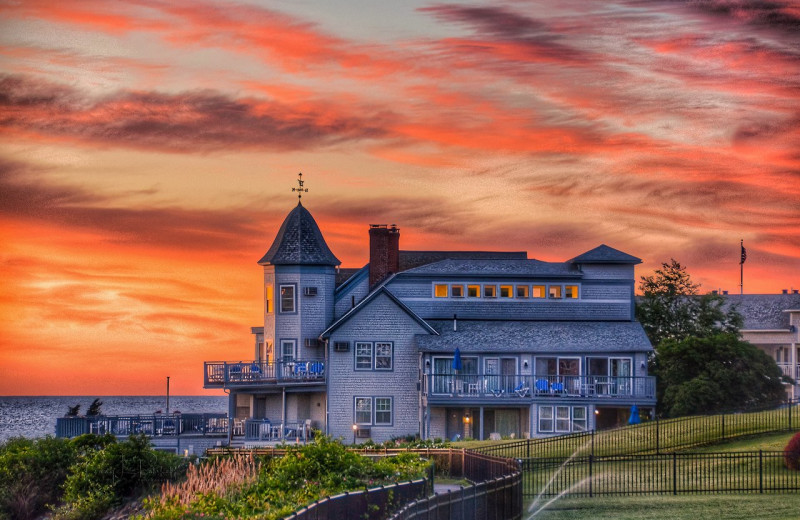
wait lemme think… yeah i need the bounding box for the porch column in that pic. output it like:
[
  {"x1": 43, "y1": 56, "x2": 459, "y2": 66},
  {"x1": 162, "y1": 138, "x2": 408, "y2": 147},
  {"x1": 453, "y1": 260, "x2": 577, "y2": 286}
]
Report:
[
  {"x1": 281, "y1": 388, "x2": 287, "y2": 441},
  {"x1": 479, "y1": 407, "x2": 484, "y2": 441},
  {"x1": 227, "y1": 391, "x2": 235, "y2": 445}
]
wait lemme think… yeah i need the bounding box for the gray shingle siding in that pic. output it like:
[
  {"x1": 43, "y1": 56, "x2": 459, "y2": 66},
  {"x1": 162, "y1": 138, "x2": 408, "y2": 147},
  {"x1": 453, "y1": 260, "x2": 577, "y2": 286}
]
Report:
[
  {"x1": 399, "y1": 300, "x2": 631, "y2": 321},
  {"x1": 273, "y1": 266, "x2": 335, "y2": 359},
  {"x1": 334, "y1": 274, "x2": 370, "y2": 319},
  {"x1": 327, "y1": 293, "x2": 431, "y2": 443},
  {"x1": 579, "y1": 264, "x2": 634, "y2": 280}
]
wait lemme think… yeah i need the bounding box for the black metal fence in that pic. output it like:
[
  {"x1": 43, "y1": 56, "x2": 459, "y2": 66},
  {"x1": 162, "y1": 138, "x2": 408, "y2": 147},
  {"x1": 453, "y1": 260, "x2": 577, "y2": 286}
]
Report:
[
  {"x1": 476, "y1": 400, "x2": 799, "y2": 459},
  {"x1": 523, "y1": 450, "x2": 800, "y2": 498},
  {"x1": 389, "y1": 451, "x2": 523, "y2": 520},
  {"x1": 283, "y1": 478, "x2": 431, "y2": 520}
]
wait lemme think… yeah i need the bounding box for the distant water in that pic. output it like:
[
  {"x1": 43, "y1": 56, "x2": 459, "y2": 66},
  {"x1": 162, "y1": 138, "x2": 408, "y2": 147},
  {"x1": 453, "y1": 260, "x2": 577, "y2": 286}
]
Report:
[{"x1": 0, "y1": 396, "x2": 228, "y2": 442}]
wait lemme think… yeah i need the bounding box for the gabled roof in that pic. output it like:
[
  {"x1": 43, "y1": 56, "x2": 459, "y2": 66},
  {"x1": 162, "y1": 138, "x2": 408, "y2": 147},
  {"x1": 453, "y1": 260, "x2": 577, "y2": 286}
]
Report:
[
  {"x1": 417, "y1": 320, "x2": 652, "y2": 353},
  {"x1": 400, "y1": 258, "x2": 580, "y2": 277},
  {"x1": 569, "y1": 244, "x2": 641, "y2": 265},
  {"x1": 321, "y1": 283, "x2": 438, "y2": 338},
  {"x1": 258, "y1": 203, "x2": 340, "y2": 266},
  {"x1": 723, "y1": 293, "x2": 800, "y2": 330}
]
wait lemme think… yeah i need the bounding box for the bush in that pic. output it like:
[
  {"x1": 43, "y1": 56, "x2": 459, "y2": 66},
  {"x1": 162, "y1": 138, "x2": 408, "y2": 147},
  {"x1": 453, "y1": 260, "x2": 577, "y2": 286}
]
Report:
[
  {"x1": 58, "y1": 435, "x2": 187, "y2": 520},
  {"x1": 0, "y1": 436, "x2": 78, "y2": 520},
  {"x1": 785, "y1": 431, "x2": 800, "y2": 471}
]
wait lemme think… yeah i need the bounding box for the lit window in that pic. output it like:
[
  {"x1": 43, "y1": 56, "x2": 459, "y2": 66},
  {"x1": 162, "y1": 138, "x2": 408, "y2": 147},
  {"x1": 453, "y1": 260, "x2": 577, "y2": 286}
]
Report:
[
  {"x1": 549, "y1": 286, "x2": 562, "y2": 299},
  {"x1": 467, "y1": 285, "x2": 480, "y2": 298},
  {"x1": 516, "y1": 285, "x2": 529, "y2": 298},
  {"x1": 265, "y1": 284, "x2": 274, "y2": 313},
  {"x1": 484, "y1": 285, "x2": 497, "y2": 298},
  {"x1": 532, "y1": 286, "x2": 546, "y2": 298},
  {"x1": 355, "y1": 342, "x2": 372, "y2": 370},
  {"x1": 355, "y1": 397, "x2": 372, "y2": 425},
  {"x1": 375, "y1": 397, "x2": 392, "y2": 425},
  {"x1": 280, "y1": 285, "x2": 295, "y2": 312},
  {"x1": 434, "y1": 284, "x2": 448, "y2": 298},
  {"x1": 375, "y1": 342, "x2": 392, "y2": 370},
  {"x1": 451, "y1": 285, "x2": 464, "y2": 298},
  {"x1": 500, "y1": 285, "x2": 513, "y2": 298},
  {"x1": 565, "y1": 285, "x2": 579, "y2": 299}
]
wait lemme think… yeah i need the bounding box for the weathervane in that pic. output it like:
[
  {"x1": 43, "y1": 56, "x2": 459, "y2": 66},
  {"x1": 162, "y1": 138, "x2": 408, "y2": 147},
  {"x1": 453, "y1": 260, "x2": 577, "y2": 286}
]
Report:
[{"x1": 292, "y1": 172, "x2": 308, "y2": 201}]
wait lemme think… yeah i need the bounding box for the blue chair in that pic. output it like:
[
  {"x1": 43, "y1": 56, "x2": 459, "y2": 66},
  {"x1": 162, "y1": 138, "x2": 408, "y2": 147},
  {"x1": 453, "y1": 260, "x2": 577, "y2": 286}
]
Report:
[
  {"x1": 550, "y1": 381, "x2": 565, "y2": 394},
  {"x1": 535, "y1": 379, "x2": 549, "y2": 393},
  {"x1": 514, "y1": 381, "x2": 530, "y2": 397}
]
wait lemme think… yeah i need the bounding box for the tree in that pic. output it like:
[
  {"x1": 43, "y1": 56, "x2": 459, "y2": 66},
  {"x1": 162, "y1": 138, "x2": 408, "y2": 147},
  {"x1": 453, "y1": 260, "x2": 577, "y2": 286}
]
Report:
[
  {"x1": 86, "y1": 398, "x2": 103, "y2": 417},
  {"x1": 66, "y1": 404, "x2": 81, "y2": 417},
  {"x1": 636, "y1": 259, "x2": 742, "y2": 347},
  {"x1": 658, "y1": 333, "x2": 786, "y2": 416}
]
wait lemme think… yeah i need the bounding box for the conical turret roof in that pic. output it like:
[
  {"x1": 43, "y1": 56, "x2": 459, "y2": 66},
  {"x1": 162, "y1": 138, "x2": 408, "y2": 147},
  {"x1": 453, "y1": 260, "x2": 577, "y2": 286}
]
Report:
[{"x1": 258, "y1": 203, "x2": 340, "y2": 266}]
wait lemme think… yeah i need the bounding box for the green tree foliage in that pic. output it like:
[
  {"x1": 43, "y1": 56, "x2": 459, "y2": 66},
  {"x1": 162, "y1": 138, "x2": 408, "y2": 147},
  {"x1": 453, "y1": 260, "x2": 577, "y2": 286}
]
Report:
[
  {"x1": 658, "y1": 333, "x2": 786, "y2": 417},
  {"x1": 66, "y1": 404, "x2": 81, "y2": 417},
  {"x1": 58, "y1": 434, "x2": 187, "y2": 520},
  {"x1": 636, "y1": 259, "x2": 742, "y2": 347},
  {"x1": 0, "y1": 436, "x2": 77, "y2": 520}
]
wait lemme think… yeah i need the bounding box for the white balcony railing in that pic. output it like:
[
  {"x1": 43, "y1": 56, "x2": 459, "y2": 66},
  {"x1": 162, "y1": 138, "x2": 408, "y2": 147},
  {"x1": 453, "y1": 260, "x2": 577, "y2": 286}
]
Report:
[{"x1": 204, "y1": 360, "x2": 325, "y2": 387}]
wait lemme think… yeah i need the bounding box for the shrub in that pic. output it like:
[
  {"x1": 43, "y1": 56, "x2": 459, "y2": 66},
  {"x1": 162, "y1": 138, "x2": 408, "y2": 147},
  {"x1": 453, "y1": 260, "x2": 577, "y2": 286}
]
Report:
[
  {"x1": 58, "y1": 435, "x2": 187, "y2": 520},
  {"x1": 0, "y1": 436, "x2": 77, "y2": 520},
  {"x1": 785, "y1": 431, "x2": 800, "y2": 471}
]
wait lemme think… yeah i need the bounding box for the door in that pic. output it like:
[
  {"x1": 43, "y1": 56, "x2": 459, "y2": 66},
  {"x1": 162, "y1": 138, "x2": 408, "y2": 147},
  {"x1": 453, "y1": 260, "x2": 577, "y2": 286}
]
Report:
[
  {"x1": 501, "y1": 358, "x2": 517, "y2": 393},
  {"x1": 485, "y1": 358, "x2": 500, "y2": 393},
  {"x1": 611, "y1": 358, "x2": 632, "y2": 395}
]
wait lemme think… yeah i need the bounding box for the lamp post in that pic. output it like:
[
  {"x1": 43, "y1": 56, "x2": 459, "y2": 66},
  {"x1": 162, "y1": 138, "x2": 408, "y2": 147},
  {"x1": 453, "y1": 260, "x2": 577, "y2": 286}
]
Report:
[{"x1": 352, "y1": 424, "x2": 357, "y2": 445}]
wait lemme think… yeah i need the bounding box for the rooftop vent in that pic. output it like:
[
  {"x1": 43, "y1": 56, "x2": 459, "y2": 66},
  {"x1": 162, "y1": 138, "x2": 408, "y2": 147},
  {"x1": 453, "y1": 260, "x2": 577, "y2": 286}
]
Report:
[{"x1": 783, "y1": 289, "x2": 789, "y2": 294}]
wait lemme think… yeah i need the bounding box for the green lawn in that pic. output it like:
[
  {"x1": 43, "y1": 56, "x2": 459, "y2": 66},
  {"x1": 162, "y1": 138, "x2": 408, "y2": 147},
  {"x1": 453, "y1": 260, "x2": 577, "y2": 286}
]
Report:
[{"x1": 525, "y1": 494, "x2": 800, "y2": 520}]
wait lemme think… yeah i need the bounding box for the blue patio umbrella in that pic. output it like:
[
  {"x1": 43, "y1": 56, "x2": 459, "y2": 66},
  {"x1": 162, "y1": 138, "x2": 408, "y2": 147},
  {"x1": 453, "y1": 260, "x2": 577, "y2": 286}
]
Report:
[
  {"x1": 452, "y1": 347, "x2": 463, "y2": 372},
  {"x1": 628, "y1": 404, "x2": 641, "y2": 425}
]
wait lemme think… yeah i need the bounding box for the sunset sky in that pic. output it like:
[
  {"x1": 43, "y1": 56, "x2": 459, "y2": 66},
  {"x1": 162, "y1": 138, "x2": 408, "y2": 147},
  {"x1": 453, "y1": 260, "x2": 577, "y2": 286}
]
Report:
[{"x1": 1, "y1": 0, "x2": 798, "y2": 396}]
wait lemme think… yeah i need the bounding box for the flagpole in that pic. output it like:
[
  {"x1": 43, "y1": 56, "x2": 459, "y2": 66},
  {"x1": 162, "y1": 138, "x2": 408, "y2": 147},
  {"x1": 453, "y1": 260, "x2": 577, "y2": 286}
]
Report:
[{"x1": 740, "y1": 239, "x2": 744, "y2": 295}]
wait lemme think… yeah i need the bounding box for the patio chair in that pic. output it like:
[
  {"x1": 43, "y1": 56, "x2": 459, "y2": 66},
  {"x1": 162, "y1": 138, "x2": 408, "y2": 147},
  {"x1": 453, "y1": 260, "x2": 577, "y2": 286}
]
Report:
[
  {"x1": 550, "y1": 381, "x2": 565, "y2": 394},
  {"x1": 535, "y1": 379, "x2": 550, "y2": 394},
  {"x1": 514, "y1": 381, "x2": 530, "y2": 397}
]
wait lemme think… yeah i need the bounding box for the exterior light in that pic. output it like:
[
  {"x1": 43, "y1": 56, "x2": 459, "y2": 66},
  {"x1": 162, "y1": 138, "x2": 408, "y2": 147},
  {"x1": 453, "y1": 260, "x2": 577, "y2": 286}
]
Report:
[
  {"x1": 594, "y1": 409, "x2": 600, "y2": 415},
  {"x1": 352, "y1": 424, "x2": 357, "y2": 445}
]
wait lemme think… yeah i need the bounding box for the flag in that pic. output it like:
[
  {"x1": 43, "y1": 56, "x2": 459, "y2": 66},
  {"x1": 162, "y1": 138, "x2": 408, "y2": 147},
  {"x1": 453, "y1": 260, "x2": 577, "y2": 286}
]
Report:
[{"x1": 740, "y1": 243, "x2": 747, "y2": 264}]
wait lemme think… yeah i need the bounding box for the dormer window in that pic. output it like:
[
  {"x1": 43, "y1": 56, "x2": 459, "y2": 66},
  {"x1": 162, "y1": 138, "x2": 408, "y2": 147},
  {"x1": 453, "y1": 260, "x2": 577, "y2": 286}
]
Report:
[
  {"x1": 549, "y1": 286, "x2": 562, "y2": 299},
  {"x1": 451, "y1": 285, "x2": 464, "y2": 297},
  {"x1": 500, "y1": 285, "x2": 513, "y2": 298},
  {"x1": 533, "y1": 285, "x2": 546, "y2": 298},
  {"x1": 516, "y1": 285, "x2": 529, "y2": 298},
  {"x1": 483, "y1": 285, "x2": 497, "y2": 298},
  {"x1": 434, "y1": 284, "x2": 448, "y2": 298},
  {"x1": 467, "y1": 285, "x2": 480, "y2": 298},
  {"x1": 565, "y1": 285, "x2": 579, "y2": 299}
]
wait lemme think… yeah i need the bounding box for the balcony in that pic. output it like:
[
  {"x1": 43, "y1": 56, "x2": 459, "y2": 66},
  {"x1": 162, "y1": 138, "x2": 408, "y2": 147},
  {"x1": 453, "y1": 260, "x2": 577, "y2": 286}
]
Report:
[
  {"x1": 777, "y1": 362, "x2": 800, "y2": 381},
  {"x1": 204, "y1": 359, "x2": 325, "y2": 388},
  {"x1": 56, "y1": 413, "x2": 228, "y2": 439},
  {"x1": 425, "y1": 373, "x2": 656, "y2": 403}
]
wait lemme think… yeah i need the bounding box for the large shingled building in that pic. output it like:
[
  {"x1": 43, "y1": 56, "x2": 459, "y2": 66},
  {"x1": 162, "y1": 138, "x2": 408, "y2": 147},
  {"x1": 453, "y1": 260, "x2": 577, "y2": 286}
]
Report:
[{"x1": 204, "y1": 202, "x2": 656, "y2": 444}]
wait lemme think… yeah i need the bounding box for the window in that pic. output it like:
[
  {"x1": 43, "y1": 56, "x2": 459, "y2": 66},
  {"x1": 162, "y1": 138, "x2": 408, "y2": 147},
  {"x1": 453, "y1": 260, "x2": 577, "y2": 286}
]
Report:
[
  {"x1": 565, "y1": 285, "x2": 579, "y2": 299},
  {"x1": 500, "y1": 285, "x2": 513, "y2": 298},
  {"x1": 451, "y1": 285, "x2": 464, "y2": 298},
  {"x1": 548, "y1": 286, "x2": 562, "y2": 299},
  {"x1": 539, "y1": 406, "x2": 554, "y2": 432},
  {"x1": 280, "y1": 340, "x2": 295, "y2": 363},
  {"x1": 556, "y1": 406, "x2": 570, "y2": 432},
  {"x1": 434, "y1": 284, "x2": 448, "y2": 298},
  {"x1": 532, "y1": 285, "x2": 545, "y2": 298},
  {"x1": 467, "y1": 285, "x2": 480, "y2": 297},
  {"x1": 516, "y1": 285, "x2": 529, "y2": 298},
  {"x1": 484, "y1": 285, "x2": 497, "y2": 298},
  {"x1": 280, "y1": 285, "x2": 295, "y2": 312},
  {"x1": 355, "y1": 397, "x2": 372, "y2": 425},
  {"x1": 375, "y1": 342, "x2": 393, "y2": 370},
  {"x1": 539, "y1": 406, "x2": 587, "y2": 433},
  {"x1": 375, "y1": 397, "x2": 392, "y2": 425},
  {"x1": 355, "y1": 342, "x2": 373, "y2": 370},
  {"x1": 573, "y1": 407, "x2": 587, "y2": 431},
  {"x1": 265, "y1": 284, "x2": 273, "y2": 313}
]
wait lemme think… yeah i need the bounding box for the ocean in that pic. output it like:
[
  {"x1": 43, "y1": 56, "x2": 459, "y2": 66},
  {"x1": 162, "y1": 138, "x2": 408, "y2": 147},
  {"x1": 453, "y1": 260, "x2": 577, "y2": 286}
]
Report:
[{"x1": 0, "y1": 395, "x2": 228, "y2": 442}]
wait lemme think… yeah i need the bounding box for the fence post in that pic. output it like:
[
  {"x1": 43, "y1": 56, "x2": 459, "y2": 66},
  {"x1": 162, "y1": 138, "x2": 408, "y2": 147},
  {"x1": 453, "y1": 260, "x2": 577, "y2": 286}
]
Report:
[
  {"x1": 591, "y1": 429, "x2": 595, "y2": 457},
  {"x1": 759, "y1": 450, "x2": 763, "y2": 494},
  {"x1": 790, "y1": 401, "x2": 793, "y2": 431},
  {"x1": 672, "y1": 453, "x2": 677, "y2": 496},
  {"x1": 721, "y1": 414, "x2": 725, "y2": 441},
  {"x1": 527, "y1": 438, "x2": 530, "y2": 459},
  {"x1": 589, "y1": 454, "x2": 593, "y2": 498}
]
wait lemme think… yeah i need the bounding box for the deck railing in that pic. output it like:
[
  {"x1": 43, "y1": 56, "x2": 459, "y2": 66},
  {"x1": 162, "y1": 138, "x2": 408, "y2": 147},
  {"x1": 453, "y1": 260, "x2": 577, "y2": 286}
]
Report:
[
  {"x1": 55, "y1": 413, "x2": 228, "y2": 438},
  {"x1": 427, "y1": 373, "x2": 655, "y2": 400},
  {"x1": 777, "y1": 362, "x2": 800, "y2": 381},
  {"x1": 204, "y1": 359, "x2": 325, "y2": 387}
]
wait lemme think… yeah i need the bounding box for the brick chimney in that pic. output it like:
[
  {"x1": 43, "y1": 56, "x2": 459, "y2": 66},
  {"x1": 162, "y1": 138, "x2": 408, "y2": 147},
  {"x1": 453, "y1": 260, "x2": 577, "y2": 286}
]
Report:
[{"x1": 369, "y1": 224, "x2": 400, "y2": 288}]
